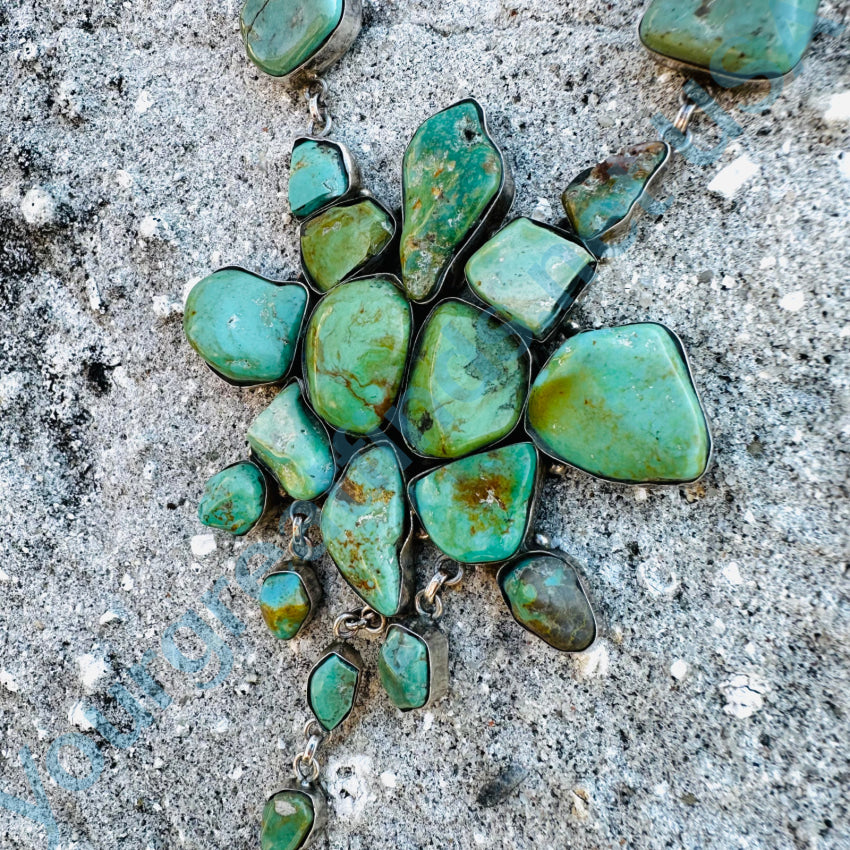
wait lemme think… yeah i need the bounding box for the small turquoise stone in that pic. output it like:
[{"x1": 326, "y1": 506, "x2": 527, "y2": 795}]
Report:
[
  {"x1": 259, "y1": 572, "x2": 312, "y2": 640},
  {"x1": 527, "y1": 323, "x2": 710, "y2": 484},
  {"x1": 465, "y1": 217, "x2": 595, "y2": 339},
  {"x1": 308, "y1": 651, "x2": 359, "y2": 731},
  {"x1": 261, "y1": 790, "x2": 314, "y2": 850},
  {"x1": 378, "y1": 626, "x2": 429, "y2": 711},
  {"x1": 247, "y1": 382, "x2": 335, "y2": 499},
  {"x1": 500, "y1": 553, "x2": 596, "y2": 652},
  {"x1": 183, "y1": 269, "x2": 307, "y2": 385},
  {"x1": 411, "y1": 442, "x2": 537, "y2": 564},
  {"x1": 197, "y1": 461, "x2": 265, "y2": 536},
  {"x1": 289, "y1": 138, "x2": 350, "y2": 219}
]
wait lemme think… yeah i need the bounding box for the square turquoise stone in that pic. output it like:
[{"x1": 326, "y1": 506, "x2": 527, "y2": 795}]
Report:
[{"x1": 289, "y1": 138, "x2": 351, "y2": 219}]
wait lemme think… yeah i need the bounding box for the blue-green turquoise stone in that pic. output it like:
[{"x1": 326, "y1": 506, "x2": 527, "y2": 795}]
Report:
[
  {"x1": 183, "y1": 269, "x2": 307, "y2": 385},
  {"x1": 639, "y1": 0, "x2": 819, "y2": 80},
  {"x1": 400, "y1": 300, "x2": 529, "y2": 459},
  {"x1": 197, "y1": 462, "x2": 265, "y2": 536},
  {"x1": 500, "y1": 554, "x2": 595, "y2": 653},
  {"x1": 527, "y1": 323, "x2": 710, "y2": 484},
  {"x1": 320, "y1": 445, "x2": 407, "y2": 616},
  {"x1": 465, "y1": 218, "x2": 595, "y2": 339},
  {"x1": 304, "y1": 277, "x2": 411, "y2": 435},
  {"x1": 261, "y1": 790, "x2": 314, "y2": 850},
  {"x1": 240, "y1": 0, "x2": 343, "y2": 78},
  {"x1": 247, "y1": 382, "x2": 335, "y2": 499},
  {"x1": 259, "y1": 572, "x2": 311, "y2": 640},
  {"x1": 308, "y1": 651, "x2": 359, "y2": 731},
  {"x1": 411, "y1": 443, "x2": 537, "y2": 564},
  {"x1": 400, "y1": 99, "x2": 503, "y2": 302},
  {"x1": 289, "y1": 138, "x2": 350, "y2": 219},
  {"x1": 378, "y1": 626, "x2": 429, "y2": 711}
]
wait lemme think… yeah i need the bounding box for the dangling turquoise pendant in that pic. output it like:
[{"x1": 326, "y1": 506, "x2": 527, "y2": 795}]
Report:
[{"x1": 378, "y1": 619, "x2": 448, "y2": 711}]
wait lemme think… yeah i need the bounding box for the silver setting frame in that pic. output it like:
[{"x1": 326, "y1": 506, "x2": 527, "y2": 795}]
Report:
[
  {"x1": 263, "y1": 781, "x2": 328, "y2": 850},
  {"x1": 289, "y1": 135, "x2": 363, "y2": 221},
  {"x1": 260, "y1": 559, "x2": 324, "y2": 640},
  {"x1": 306, "y1": 641, "x2": 364, "y2": 732},
  {"x1": 382, "y1": 619, "x2": 449, "y2": 711}
]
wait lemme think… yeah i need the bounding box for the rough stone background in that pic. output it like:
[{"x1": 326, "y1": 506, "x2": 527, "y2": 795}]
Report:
[{"x1": 1, "y1": 0, "x2": 849, "y2": 848}]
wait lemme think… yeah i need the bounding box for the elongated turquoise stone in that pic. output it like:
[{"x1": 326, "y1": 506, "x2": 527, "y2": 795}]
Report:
[
  {"x1": 183, "y1": 269, "x2": 307, "y2": 384},
  {"x1": 400, "y1": 99, "x2": 503, "y2": 302},
  {"x1": 259, "y1": 572, "x2": 311, "y2": 640},
  {"x1": 289, "y1": 138, "x2": 350, "y2": 219},
  {"x1": 561, "y1": 142, "x2": 668, "y2": 242},
  {"x1": 261, "y1": 790, "x2": 314, "y2": 850},
  {"x1": 305, "y1": 277, "x2": 411, "y2": 434},
  {"x1": 301, "y1": 199, "x2": 395, "y2": 292},
  {"x1": 247, "y1": 382, "x2": 335, "y2": 499},
  {"x1": 411, "y1": 442, "x2": 537, "y2": 563},
  {"x1": 241, "y1": 0, "x2": 343, "y2": 78},
  {"x1": 466, "y1": 218, "x2": 595, "y2": 338},
  {"x1": 527, "y1": 324, "x2": 710, "y2": 483},
  {"x1": 198, "y1": 462, "x2": 265, "y2": 536},
  {"x1": 321, "y1": 445, "x2": 407, "y2": 616},
  {"x1": 500, "y1": 554, "x2": 595, "y2": 653},
  {"x1": 639, "y1": 0, "x2": 819, "y2": 80},
  {"x1": 400, "y1": 300, "x2": 528, "y2": 458},
  {"x1": 308, "y1": 652, "x2": 359, "y2": 731},
  {"x1": 378, "y1": 626, "x2": 429, "y2": 710}
]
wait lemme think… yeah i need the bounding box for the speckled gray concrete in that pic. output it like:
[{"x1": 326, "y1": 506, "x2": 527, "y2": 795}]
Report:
[{"x1": 2, "y1": 1, "x2": 850, "y2": 848}]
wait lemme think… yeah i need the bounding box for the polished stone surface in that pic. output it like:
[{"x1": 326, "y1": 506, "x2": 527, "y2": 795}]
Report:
[
  {"x1": 259, "y1": 571, "x2": 311, "y2": 640},
  {"x1": 308, "y1": 651, "x2": 359, "y2": 731},
  {"x1": 289, "y1": 138, "x2": 350, "y2": 219},
  {"x1": 400, "y1": 99, "x2": 503, "y2": 301},
  {"x1": 304, "y1": 276, "x2": 411, "y2": 434},
  {"x1": 378, "y1": 626, "x2": 429, "y2": 710},
  {"x1": 260, "y1": 790, "x2": 314, "y2": 850},
  {"x1": 527, "y1": 324, "x2": 710, "y2": 483},
  {"x1": 183, "y1": 269, "x2": 306, "y2": 384},
  {"x1": 197, "y1": 461, "x2": 265, "y2": 536}
]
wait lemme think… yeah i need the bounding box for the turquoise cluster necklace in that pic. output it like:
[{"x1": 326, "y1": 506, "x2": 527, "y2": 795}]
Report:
[{"x1": 181, "y1": 1, "x2": 820, "y2": 847}]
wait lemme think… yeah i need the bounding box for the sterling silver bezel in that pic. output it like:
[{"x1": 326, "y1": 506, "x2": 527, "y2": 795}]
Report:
[
  {"x1": 260, "y1": 559, "x2": 324, "y2": 640},
  {"x1": 289, "y1": 135, "x2": 363, "y2": 221},
  {"x1": 381, "y1": 619, "x2": 449, "y2": 712},
  {"x1": 263, "y1": 781, "x2": 328, "y2": 850}
]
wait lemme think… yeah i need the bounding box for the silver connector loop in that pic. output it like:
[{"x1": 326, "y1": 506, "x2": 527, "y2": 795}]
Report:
[
  {"x1": 284, "y1": 500, "x2": 318, "y2": 560},
  {"x1": 292, "y1": 720, "x2": 326, "y2": 784},
  {"x1": 305, "y1": 75, "x2": 333, "y2": 137},
  {"x1": 332, "y1": 606, "x2": 387, "y2": 639},
  {"x1": 414, "y1": 558, "x2": 464, "y2": 619}
]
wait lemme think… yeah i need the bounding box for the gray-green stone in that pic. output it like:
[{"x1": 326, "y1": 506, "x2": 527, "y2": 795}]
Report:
[
  {"x1": 308, "y1": 651, "x2": 359, "y2": 731},
  {"x1": 197, "y1": 461, "x2": 265, "y2": 536},
  {"x1": 289, "y1": 138, "x2": 350, "y2": 219},
  {"x1": 261, "y1": 790, "x2": 314, "y2": 850},
  {"x1": 378, "y1": 626, "x2": 429, "y2": 711}
]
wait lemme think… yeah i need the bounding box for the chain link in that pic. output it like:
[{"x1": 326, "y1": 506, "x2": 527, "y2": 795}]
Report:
[
  {"x1": 304, "y1": 75, "x2": 332, "y2": 137},
  {"x1": 281, "y1": 500, "x2": 318, "y2": 560},
  {"x1": 415, "y1": 558, "x2": 464, "y2": 619},
  {"x1": 292, "y1": 720, "x2": 326, "y2": 784},
  {"x1": 333, "y1": 606, "x2": 387, "y2": 639}
]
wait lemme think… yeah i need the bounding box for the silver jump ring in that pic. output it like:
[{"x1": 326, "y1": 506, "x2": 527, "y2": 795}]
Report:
[
  {"x1": 292, "y1": 752, "x2": 320, "y2": 783},
  {"x1": 415, "y1": 590, "x2": 443, "y2": 619}
]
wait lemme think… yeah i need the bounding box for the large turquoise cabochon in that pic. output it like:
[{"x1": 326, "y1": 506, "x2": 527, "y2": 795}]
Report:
[
  {"x1": 308, "y1": 651, "x2": 359, "y2": 731},
  {"x1": 197, "y1": 461, "x2": 266, "y2": 536},
  {"x1": 378, "y1": 625, "x2": 430, "y2": 710},
  {"x1": 261, "y1": 790, "x2": 314, "y2": 850}
]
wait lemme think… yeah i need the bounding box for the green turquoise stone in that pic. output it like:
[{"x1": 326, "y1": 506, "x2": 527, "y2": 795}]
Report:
[
  {"x1": 400, "y1": 300, "x2": 528, "y2": 458},
  {"x1": 400, "y1": 99, "x2": 503, "y2": 302},
  {"x1": 378, "y1": 626, "x2": 429, "y2": 711},
  {"x1": 183, "y1": 269, "x2": 307, "y2": 384},
  {"x1": 411, "y1": 443, "x2": 537, "y2": 564},
  {"x1": 561, "y1": 142, "x2": 668, "y2": 242},
  {"x1": 259, "y1": 572, "x2": 311, "y2": 640},
  {"x1": 500, "y1": 554, "x2": 596, "y2": 653},
  {"x1": 321, "y1": 445, "x2": 407, "y2": 616},
  {"x1": 308, "y1": 651, "x2": 359, "y2": 731},
  {"x1": 247, "y1": 382, "x2": 335, "y2": 499},
  {"x1": 301, "y1": 199, "x2": 395, "y2": 292},
  {"x1": 261, "y1": 790, "x2": 314, "y2": 850},
  {"x1": 197, "y1": 462, "x2": 265, "y2": 536},
  {"x1": 639, "y1": 0, "x2": 819, "y2": 80},
  {"x1": 289, "y1": 138, "x2": 350, "y2": 219},
  {"x1": 305, "y1": 277, "x2": 411, "y2": 435},
  {"x1": 240, "y1": 0, "x2": 343, "y2": 78},
  {"x1": 465, "y1": 218, "x2": 595, "y2": 339},
  {"x1": 527, "y1": 323, "x2": 710, "y2": 484}
]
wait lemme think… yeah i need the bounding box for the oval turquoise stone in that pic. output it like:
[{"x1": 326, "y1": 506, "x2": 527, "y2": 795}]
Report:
[
  {"x1": 198, "y1": 461, "x2": 265, "y2": 536},
  {"x1": 240, "y1": 0, "x2": 343, "y2": 78},
  {"x1": 378, "y1": 626, "x2": 429, "y2": 711},
  {"x1": 411, "y1": 442, "x2": 537, "y2": 564},
  {"x1": 183, "y1": 269, "x2": 307, "y2": 385},
  {"x1": 321, "y1": 445, "x2": 407, "y2": 617},
  {"x1": 527, "y1": 323, "x2": 710, "y2": 484},
  {"x1": 261, "y1": 790, "x2": 314, "y2": 850},
  {"x1": 308, "y1": 651, "x2": 359, "y2": 731},
  {"x1": 305, "y1": 277, "x2": 411, "y2": 435},
  {"x1": 499, "y1": 553, "x2": 596, "y2": 653},
  {"x1": 400, "y1": 300, "x2": 529, "y2": 458},
  {"x1": 259, "y1": 572, "x2": 311, "y2": 640},
  {"x1": 289, "y1": 138, "x2": 350, "y2": 219},
  {"x1": 247, "y1": 382, "x2": 335, "y2": 499}
]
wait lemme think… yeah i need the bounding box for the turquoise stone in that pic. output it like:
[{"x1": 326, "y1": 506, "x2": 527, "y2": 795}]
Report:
[
  {"x1": 561, "y1": 142, "x2": 668, "y2": 242},
  {"x1": 289, "y1": 138, "x2": 350, "y2": 219},
  {"x1": 308, "y1": 650, "x2": 359, "y2": 731},
  {"x1": 301, "y1": 199, "x2": 395, "y2": 292},
  {"x1": 320, "y1": 445, "x2": 407, "y2": 616},
  {"x1": 411, "y1": 442, "x2": 537, "y2": 564},
  {"x1": 639, "y1": 0, "x2": 819, "y2": 80},
  {"x1": 197, "y1": 462, "x2": 265, "y2": 536},
  {"x1": 378, "y1": 626, "x2": 429, "y2": 711},
  {"x1": 400, "y1": 300, "x2": 529, "y2": 459},
  {"x1": 259, "y1": 572, "x2": 311, "y2": 640},
  {"x1": 261, "y1": 790, "x2": 314, "y2": 850},
  {"x1": 240, "y1": 0, "x2": 343, "y2": 78},
  {"x1": 183, "y1": 269, "x2": 307, "y2": 385},
  {"x1": 304, "y1": 277, "x2": 411, "y2": 435},
  {"x1": 465, "y1": 218, "x2": 595, "y2": 339},
  {"x1": 499, "y1": 554, "x2": 596, "y2": 652},
  {"x1": 527, "y1": 323, "x2": 710, "y2": 484},
  {"x1": 400, "y1": 99, "x2": 504, "y2": 302},
  {"x1": 247, "y1": 382, "x2": 335, "y2": 499}
]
